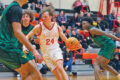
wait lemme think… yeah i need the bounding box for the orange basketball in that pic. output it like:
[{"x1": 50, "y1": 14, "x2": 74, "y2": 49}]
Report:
[{"x1": 65, "y1": 37, "x2": 82, "y2": 51}]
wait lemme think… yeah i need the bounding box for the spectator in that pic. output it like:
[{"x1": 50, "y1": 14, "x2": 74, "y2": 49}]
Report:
[
  {"x1": 79, "y1": 12, "x2": 84, "y2": 29},
  {"x1": 57, "y1": 11, "x2": 68, "y2": 28},
  {"x1": 87, "y1": 12, "x2": 91, "y2": 18},
  {"x1": 78, "y1": 30, "x2": 90, "y2": 49},
  {"x1": 80, "y1": 11, "x2": 84, "y2": 17},
  {"x1": 110, "y1": 53, "x2": 120, "y2": 72},
  {"x1": 29, "y1": 0, "x2": 37, "y2": 3},
  {"x1": 42, "y1": 3, "x2": 47, "y2": 9},
  {"x1": 28, "y1": 0, "x2": 37, "y2": 10},
  {"x1": 108, "y1": 10, "x2": 117, "y2": 31},
  {"x1": 115, "y1": 27, "x2": 120, "y2": 52},
  {"x1": 71, "y1": 30, "x2": 83, "y2": 42},
  {"x1": 115, "y1": 27, "x2": 120, "y2": 38},
  {"x1": 82, "y1": 0, "x2": 90, "y2": 12},
  {"x1": 40, "y1": 0, "x2": 46, "y2": 4},
  {"x1": 63, "y1": 48, "x2": 74, "y2": 76},
  {"x1": 72, "y1": 0, "x2": 82, "y2": 13},
  {"x1": 97, "y1": 18, "x2": 105, "y2": 31},
  {"x1": 71, "y1": 30, "x2": 88, "y2": 50},
  {"x1": 35, "y1": 0, "x2": 42, "y2": 13},
  {"x1": 48, "y1": 2, "x2": 54, "y2": 8},
  {"x1": 0, "y1": 1, "x2": 4, "y2": 9},
  {"x1": 70, "y1": 12, "x2": 81, "y2": 29}
]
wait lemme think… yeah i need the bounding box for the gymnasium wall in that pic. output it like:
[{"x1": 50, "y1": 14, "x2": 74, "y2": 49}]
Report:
[
  {"x1": 1, "y1": 0, "x2": 107, "y2": 12},
  {"x1": 1, "y1": 0, "x2": 13, "y2": 5},
  {"x1": 46, "y1": 0, "x2": 101, "y2": 12}
]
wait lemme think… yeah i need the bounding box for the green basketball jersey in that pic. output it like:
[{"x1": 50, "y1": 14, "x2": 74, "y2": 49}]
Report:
[
  {"x1": 22, "y1": 24, "x2": 33, "y2": 35},
  {"x1": 0, "y1": 2, "x2": 20, "y2": 48},
  {"x1": 18, "y1": 24, "x2": 33, "y2": 48},
  {"x1": 89, "y1": 26, "x2": 113, "y2": 47}
]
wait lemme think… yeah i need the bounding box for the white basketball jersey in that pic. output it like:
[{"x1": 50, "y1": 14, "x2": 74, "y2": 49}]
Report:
[{"x1": 38, "y1": 22, "x2": 61, "y2": 54}]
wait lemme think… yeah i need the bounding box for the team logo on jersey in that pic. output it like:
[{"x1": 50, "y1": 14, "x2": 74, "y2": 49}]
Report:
[{"x1": 22, "y1": 55, "x2": 27, "y2": 59}]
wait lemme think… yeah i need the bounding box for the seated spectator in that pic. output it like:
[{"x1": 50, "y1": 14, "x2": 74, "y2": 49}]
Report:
[
  {"x1": 108, "y1": 10, "x2": 117, "y2": 31},
  {"x1": 48, "y1": 2, "x2": 54, "y2": 8},
  {"x1": 109, "y1": 53, "x2": 120, "y2": 72},
  {"x1": 29, "y1": 0, "x2": 37, "y2": 3},
  {"x1": 72, "y1": 0, "x2": 82, "y2": 13},
  {"x1": 86, "y1": 12, "x2": 91, "y2": 18},
  {"x1": 35, "y1": 0, "x2": 42, "y2": 13},
  {"x1": 79, "y1": 12, "x2": 84, "y2": 29},
  {"x1": 42, "y1": 3, "x2": 47, "y2": 9},
  {"x1": 71, "y1": 30, "x2": 83, "y2": 42},
  {"x1": 80, "y1": 11, "x2": 91, "y2": 18},
  {"x1": 81, "y1": 0, "x2": 90, "y2": 12},
  {"x1": 63, "y1": 48, "x2": 74, "y2": 76},
  {"x1": 0, "y1": 1, "x2": 4, "y2": 9},
  {"x1": 57, "y1": 11, "x2": 68, "y2": 28},
  {"x1": 40, "y1": 0, "x2": 46, "y2": 4},
  {"x1": 115, "y1": 27, "x2": 120, "y2": 38},
  {"x1": 80, "y1": 11, "x2": 84, "y2": 17},
  {"x1": 70, "y1": 12, "x2": 81, "y2": 29},
  {"x1": 78, "y1": 30, "x2": 90, "y2": 49},
  {"x1": 97, "y1": 18, "x2": 105, "y2": 31},
  {"x1": 28, "y1": 0, "x2": 37, "y2": 10},
  {"x1": 115, "y1": 27, "x2": 120, "y2": 51},
  {"x1": 71, "y1": 30, "x2": 88, "y2": 50}
]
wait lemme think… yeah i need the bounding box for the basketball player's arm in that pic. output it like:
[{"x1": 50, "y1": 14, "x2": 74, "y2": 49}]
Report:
[
  {"x1": 26, "y1": 24, "x2": 41, "y2": 39},
  {"x1": 12, "y1": 22, "x2": 36, "y2": 51},
  {"x1": 12, "y1": 23, "x2": 43, "y2": 63},
  {"x1": 90, "y1": 28, "x2": 120, "y2": 41},
  {"x1": 58, "y1": 26, "x2": 67, "y2": 42}
]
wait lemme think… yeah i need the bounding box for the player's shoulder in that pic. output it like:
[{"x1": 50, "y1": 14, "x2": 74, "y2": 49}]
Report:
[{"x1": 10, "y1": 5, "x2": 22, "y2": 12}]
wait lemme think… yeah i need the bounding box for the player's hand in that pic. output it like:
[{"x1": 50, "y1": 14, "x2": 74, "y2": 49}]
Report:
[
  {"x1": 34, "y1": 38, "x2": 39, "y2": 44},
  {"x1": 117, "y1": 38, "x2": 120, "y2": 42},
  {"x1": 32, "y1": 49, "x2": 43, "y2": 64},
  {"x1": 23, "y1": 45, "x2": 29, "y2": 54}
]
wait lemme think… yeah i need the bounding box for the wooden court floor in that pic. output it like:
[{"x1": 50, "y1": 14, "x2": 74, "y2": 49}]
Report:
[
  {"x1": 0, "y1": 76, "x2": 94, "y2": 80},
  {"x1": 0, "y1": 76, "x2": 119, "y2": 80}
]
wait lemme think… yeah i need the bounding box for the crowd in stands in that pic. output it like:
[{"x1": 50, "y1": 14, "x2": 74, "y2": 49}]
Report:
[{"x1": 1, "y1": 0, "x2": 120, "y2": 75}]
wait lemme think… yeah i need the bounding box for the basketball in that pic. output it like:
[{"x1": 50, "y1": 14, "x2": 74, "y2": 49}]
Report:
[{"x1": 65, "y1": 37, "x2": 82, "y2": 51}]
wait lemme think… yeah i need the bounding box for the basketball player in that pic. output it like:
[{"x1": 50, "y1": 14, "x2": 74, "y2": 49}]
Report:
[
  {"x1": 25, "y1": 6, "x2": 69, "y2": 80},
  {"x1": 21, "y1": 10, "x2": 43, "y2": 72},
  {"x1": 0, "y1": 0, "x2": 43, "y2": 80},
  {"x1": 20, "y1": 10, "x2": 34, "y2": 59},
  {"x1": 82, "y1": 17, "x2": 120, "y2": 80}
]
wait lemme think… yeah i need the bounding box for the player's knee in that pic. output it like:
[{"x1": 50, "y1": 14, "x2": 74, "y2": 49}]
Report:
[
  {"x1": 93, "y1": 61, "x2": 99, "y2": 67},
  {"x1": 56, "y1": 64, "x2": 62, "y2": 70}
]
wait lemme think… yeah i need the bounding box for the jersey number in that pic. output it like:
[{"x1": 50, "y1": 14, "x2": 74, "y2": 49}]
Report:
[{"x1": 46, "y1": 38, "x2": 54, "y2": 45}]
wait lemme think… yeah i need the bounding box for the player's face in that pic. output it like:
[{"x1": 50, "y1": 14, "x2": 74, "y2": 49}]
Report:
[
  {"x1": 22, "y1": 14, "x2": 31, "y2": 25},
  {"x1": 82, "y1": 21, "x2": 90, "y2": 30},
  {"x1": 42, "y1": 11, "x2": 52, "y2": 22}
]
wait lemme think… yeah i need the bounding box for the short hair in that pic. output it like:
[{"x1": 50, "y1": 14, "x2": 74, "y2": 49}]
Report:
[
  {"x1": 22, "y1": 10, "x2": 34, "y2": 22},
  {"x1": 41, "y1": 6, "x2": 56, "y2": 17},
  {"x1": 82, "y1": 17, "x2": 93, "y2": 25}
]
